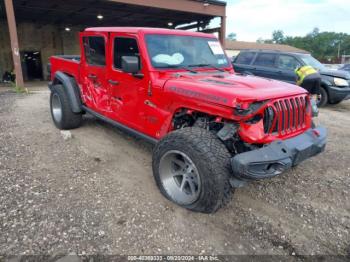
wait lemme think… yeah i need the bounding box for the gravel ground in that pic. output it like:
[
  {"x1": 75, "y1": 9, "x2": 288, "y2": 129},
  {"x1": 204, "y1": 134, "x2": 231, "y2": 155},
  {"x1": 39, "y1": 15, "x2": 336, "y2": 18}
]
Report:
[{"x1": 0, "y1": 88, "x2": 349, "y2": 258}]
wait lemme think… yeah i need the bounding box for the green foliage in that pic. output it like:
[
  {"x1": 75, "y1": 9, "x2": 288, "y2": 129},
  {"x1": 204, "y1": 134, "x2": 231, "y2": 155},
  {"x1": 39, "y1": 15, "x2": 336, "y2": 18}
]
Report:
[
  {"x1": 272, "y1": 30, "x2": 285, "y2": 44},
  {"x1": 258, "y1": 28, "x2": 350, "y2": 62},
  {"x1": 256, "y1": 37, "x2": 265, "y2": 44},
  {"x1": 227, "y1": 32, "x2": 237, "y2": 41},
  {"x1": 10, "y1": 81, "x2": 28, "y2": 94}
]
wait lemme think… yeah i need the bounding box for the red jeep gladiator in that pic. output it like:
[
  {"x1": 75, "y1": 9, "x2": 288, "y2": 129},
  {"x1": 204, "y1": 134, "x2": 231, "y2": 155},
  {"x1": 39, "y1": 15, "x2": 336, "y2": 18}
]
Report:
[{"x1": 49, "y1": 27, "x2": 327, "y2": 213}]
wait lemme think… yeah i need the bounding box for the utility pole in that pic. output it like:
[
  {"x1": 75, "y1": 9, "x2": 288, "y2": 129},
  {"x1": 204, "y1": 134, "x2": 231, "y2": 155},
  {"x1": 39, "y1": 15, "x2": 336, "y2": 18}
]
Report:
[{"x1": 4, "y1": 0, "x2": 24, "y2": 88}]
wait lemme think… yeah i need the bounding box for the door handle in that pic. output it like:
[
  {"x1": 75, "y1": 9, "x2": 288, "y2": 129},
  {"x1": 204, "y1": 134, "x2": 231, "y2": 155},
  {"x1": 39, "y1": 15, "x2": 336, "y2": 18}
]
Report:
[
  {"x1": 88, "y1": 74, "x2": 97, "y2": 79},
  {"x1": 108, "y1": 79, "x2": 119, "y2": 85}
]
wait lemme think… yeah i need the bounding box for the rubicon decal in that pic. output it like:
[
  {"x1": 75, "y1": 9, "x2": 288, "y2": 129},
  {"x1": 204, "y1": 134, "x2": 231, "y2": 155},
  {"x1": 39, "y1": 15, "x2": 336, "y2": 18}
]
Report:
[{"x1": 169, "y1": 86, "x2": 228, "y2": 105}]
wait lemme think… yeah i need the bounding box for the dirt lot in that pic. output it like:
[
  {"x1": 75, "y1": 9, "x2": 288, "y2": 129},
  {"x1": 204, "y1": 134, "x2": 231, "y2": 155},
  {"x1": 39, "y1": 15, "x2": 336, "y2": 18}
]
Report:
[{"x1": 0, "y1": 86, "x2": 349, "y2": 257}]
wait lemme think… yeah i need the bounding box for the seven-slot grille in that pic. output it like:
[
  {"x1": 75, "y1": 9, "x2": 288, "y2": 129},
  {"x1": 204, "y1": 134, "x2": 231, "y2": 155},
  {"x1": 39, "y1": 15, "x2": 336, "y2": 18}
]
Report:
[{"x1": 263, "y1": 95, "x2": 309, "y2": 135}]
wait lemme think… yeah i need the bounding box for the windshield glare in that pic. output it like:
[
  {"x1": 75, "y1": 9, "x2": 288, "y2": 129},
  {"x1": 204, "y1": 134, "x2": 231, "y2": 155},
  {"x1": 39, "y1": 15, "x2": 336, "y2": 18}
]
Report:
[
  {"x1": 300, "y1": 55, "x2": 326, "y2": 70},
  {"x1": 145, "y1": 34, "x2": 229, "y2": 69}
]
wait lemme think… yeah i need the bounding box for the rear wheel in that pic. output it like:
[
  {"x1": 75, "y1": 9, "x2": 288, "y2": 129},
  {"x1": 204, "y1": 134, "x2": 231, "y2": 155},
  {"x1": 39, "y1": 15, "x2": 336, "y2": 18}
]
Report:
[
  {"x1": 152, "y1": 127, "x2": 233, "y2": 213},
  {"x1": 317, "y1": 86, "x2": 328, "y2": 107},
  {"x1": 50, "y1": 84, "x2": 82, "y2": 130}
]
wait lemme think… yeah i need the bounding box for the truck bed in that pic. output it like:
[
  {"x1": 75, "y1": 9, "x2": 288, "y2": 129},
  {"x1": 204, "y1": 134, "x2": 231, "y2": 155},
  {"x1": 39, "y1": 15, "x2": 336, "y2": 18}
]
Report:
[{"x1": 49, "y1": 55, "x2": 81, "y2": 82}]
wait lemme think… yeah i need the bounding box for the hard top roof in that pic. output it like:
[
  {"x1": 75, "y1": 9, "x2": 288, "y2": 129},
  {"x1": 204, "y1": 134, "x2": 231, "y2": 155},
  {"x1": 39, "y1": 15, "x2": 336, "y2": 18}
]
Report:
[
  {"x1": 85, "y1": 27, "x2": 218, "y2": 38},
  {"x1": 239, "y1": 49, "x2": 310, "y2": 55}
]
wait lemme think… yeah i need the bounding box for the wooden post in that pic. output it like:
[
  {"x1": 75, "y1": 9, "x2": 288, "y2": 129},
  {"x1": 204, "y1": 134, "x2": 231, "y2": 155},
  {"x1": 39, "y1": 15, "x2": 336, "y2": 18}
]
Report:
[
  {"x1": 4, "y1": 0, "x2": 24, "y2": 88},
  {"x1": 220, "y1": 16, "x2": 226, "y2": 48}
]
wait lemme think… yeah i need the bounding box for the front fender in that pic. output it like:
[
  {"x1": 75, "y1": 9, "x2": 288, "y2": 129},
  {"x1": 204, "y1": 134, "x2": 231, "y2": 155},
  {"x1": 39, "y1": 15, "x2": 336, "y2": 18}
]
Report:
[{"x1": 320, "y1": 75, "x2": 333, "y2": 90}]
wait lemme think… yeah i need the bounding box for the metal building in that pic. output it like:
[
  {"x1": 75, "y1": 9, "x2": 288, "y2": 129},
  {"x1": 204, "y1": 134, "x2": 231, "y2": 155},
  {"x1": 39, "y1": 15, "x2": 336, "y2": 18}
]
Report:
[{"x1": 0, "y1": 0, "x2": 227, "y2": 87}]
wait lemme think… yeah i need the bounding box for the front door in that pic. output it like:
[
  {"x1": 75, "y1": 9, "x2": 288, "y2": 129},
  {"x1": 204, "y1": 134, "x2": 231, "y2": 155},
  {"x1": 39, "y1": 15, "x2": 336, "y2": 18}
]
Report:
[
  {"x1": 107, "y1": 33, "x2": 148, "y2": 131},
  {"x1": 80, "y1": 33, "x2": 110, "y2": 113},
  {"x1": 276, "y1": 54, "x2": 302, "y2": 84}
]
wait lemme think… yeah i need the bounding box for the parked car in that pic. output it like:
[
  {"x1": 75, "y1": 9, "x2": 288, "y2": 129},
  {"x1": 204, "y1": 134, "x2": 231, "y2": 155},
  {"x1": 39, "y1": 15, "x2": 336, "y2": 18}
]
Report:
[
  {"x1": 233, "y1": 50, "x2": 350, "y2": 107},
  {"x1": 339, "y1": 64, "x2": 350, "y2": 73},
  {"x1": 48, "y1": 27, "x2": 326, "y2": 213}
]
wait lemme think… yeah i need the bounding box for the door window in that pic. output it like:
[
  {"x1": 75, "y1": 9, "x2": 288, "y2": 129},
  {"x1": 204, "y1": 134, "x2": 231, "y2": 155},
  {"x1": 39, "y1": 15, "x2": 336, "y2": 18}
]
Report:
[
  {"x1": 83, "y1": 36, "x2": 106, "y2": 66},
  {"x1": 114, "y1": 37, "x2": 140, "y2": 69},
  {"x1": 253, "y1": 53, "x2": 277, "y2": 67},
  {"x1": 235, "y1": 52, "x2": 256, "y2": 65},
  {"x1": 277, "y1": 55, "x2": 301, "y2": 70}
]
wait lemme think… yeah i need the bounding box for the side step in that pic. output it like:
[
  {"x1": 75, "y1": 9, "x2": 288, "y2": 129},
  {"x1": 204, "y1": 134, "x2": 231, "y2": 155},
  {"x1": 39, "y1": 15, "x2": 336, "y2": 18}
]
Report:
[{"x1": 81, "y1": 106, "x2": 159, "y2": 145}]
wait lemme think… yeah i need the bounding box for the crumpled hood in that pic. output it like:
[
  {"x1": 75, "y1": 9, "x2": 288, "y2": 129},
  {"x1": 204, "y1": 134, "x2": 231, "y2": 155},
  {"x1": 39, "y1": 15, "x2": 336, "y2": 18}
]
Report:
[
  {"x1": 320, "y1": 69, "x2": 350, "y2": 80},
  {"x1": 164, "y1": 72, "x2": 307, "y2": 107}
]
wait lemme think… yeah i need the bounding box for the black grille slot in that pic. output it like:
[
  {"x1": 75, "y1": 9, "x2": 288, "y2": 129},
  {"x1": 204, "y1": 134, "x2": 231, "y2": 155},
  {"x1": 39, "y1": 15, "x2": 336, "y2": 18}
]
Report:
[
  {"x1": 279, "y1": 101, "x2": 285, "y2": 131},
  {"x1": 290, "y1": 98, "x2": 296, "y2": 128},
  {"x1": 263, "y1": 107, "x2": 274, "y2": 133},
  {"x1": 285, "y1": 99, "x2": 290, "y2": 130}
]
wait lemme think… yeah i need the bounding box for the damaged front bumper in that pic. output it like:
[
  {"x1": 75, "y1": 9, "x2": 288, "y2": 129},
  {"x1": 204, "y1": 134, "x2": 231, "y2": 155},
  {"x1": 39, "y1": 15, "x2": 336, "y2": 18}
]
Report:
[{"x1": 231, "y1": 127, "x2": 327, "y2": 182}]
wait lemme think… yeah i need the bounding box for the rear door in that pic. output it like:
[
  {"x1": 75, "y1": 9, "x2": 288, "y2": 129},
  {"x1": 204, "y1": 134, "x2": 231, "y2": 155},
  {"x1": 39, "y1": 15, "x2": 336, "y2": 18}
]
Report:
[
  {"x1": 80, "y1": 32, "x2": 110, "y2": 113},
  {"x1": 276, "y1": 54, "x2": 302, "y2": 84},
  {"x1": 251, "y1": 52, "x2": 279, "y2": 79},
  {"x1": 233, "y1": 51, "x2": 257, "y2": 74}
]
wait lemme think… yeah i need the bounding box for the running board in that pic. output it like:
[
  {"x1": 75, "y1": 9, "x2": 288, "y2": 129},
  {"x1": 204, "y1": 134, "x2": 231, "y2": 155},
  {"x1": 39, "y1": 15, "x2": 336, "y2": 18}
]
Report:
[{"x1": 82, "y1": 106, "x2": 159, "y2": 145}]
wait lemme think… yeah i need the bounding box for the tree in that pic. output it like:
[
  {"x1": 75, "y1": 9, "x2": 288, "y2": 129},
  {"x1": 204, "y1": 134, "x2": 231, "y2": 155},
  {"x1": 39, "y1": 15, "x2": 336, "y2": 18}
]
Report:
[
  {"x1": 283, "y1": 29, "x2": 350, "y2": 62},
  {"x1": 258, "y1": 28, "x2": 350, "y2": 62},
  {"x1": 272, "y1": 30, "x2": 285, "y2": 44},
  {"x1": 256, "y1": 38, "x2": 265, "y2": 44},
  {"x1": 227, "y1": 32, "x2": 237, "y2": 41},
  {"x1": 308, "y1": 27, "x2": 320, "y2": 38}
]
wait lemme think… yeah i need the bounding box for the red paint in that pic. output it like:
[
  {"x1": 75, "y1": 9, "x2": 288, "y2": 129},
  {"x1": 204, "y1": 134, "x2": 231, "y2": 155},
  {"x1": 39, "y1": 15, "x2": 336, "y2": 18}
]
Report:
[
  {"x1": 50, "y1": 27, "x2": 312, "y2": 144},
  {"x1": 313, "y1": 129, "x2": 320, "y2": 137}
]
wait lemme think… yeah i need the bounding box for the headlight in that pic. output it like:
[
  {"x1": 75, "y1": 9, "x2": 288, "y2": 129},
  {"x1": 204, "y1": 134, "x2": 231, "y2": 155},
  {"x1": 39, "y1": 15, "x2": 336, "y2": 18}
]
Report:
[
  {"x1": 334, "y1": 77, "x2": 349, "y2": 87},
  {"x1": 234, "y1": 101, "x2": 265, "y2": 116}
]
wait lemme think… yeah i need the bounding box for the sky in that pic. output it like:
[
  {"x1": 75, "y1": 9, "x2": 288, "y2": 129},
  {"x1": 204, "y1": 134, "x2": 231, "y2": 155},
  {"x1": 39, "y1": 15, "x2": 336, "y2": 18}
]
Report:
[{"x1": 222, "y1": 0, "x2": 350, "y2": 41}]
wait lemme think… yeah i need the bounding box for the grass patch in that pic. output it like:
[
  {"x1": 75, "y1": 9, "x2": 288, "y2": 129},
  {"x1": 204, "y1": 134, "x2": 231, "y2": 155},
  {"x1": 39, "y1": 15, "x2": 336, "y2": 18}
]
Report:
[{"x1": 10, "y1": 81, "x2": 29, "y2": 94}]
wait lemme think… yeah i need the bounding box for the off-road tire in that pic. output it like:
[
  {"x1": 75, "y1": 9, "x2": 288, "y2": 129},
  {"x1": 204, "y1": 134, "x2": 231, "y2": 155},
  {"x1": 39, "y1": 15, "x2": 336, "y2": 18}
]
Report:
[
  {"x1": 50, "y1": 84, "x2": 82, "y2": 130},
  {"x1": 318, "y1": 86, "x2": 328, "y2": 107},
  {"x1": 152, "y1": 127, "x2": 234, "y2": 213}
]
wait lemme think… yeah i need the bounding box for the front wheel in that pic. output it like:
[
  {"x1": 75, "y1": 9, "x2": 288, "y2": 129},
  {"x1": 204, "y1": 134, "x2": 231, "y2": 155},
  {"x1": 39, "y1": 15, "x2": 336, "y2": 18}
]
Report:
[
  {"x1": 152, "y1": 127, "x2": 234, "y2": 213},
  {"x1": 317, "y1": 86, "x2": 328, "y2": 107}
]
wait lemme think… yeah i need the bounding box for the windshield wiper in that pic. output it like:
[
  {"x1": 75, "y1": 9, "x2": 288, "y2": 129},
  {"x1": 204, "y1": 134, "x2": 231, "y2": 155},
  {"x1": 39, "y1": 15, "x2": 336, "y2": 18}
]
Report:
[
  {"x1": 156, "y1": 65, "x2": 197, "y2": 74},
  {"x1": 188, "y1": 64, "x2": 225, "y2": 72}
]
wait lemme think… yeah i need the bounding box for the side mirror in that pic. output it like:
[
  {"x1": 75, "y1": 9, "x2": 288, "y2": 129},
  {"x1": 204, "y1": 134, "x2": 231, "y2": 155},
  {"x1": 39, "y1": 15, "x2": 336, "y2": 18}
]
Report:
[{"x1": 121, "y1": 56, "x2": 140, "y2": 74}]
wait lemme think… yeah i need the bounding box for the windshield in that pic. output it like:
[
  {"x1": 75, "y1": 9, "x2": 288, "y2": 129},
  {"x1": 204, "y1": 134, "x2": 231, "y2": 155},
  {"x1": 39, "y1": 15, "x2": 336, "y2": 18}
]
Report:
[
  {"x1": 145, "y1": 34, "x2": 229, "y2": 69},
  {"x1": 299, "y1": 55, "x2": 326, "y2": 70}
]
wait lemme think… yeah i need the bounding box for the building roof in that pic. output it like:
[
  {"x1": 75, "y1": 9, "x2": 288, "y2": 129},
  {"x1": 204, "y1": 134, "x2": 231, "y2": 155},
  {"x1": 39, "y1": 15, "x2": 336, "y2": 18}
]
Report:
[
  {"x1": 192, "y1": 0, "x2": 227, "y2": 6},
  {"x1": 225, "y1": 40, "x2": 309, "y2": 54},
  {"x1": 0, "y1": 0, "x2": 226, "y2": 29}
]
